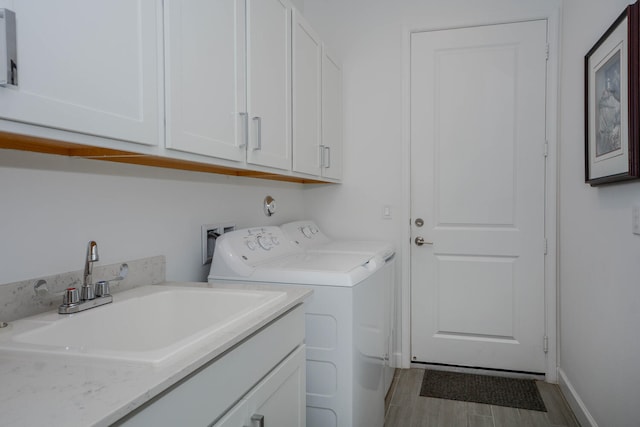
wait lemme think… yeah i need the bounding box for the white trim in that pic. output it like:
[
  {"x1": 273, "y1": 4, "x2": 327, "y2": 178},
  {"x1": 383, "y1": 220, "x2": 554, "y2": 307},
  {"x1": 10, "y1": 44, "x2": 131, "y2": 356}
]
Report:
[
  {"x1": 391, "y1": 351, "x2": 403, "y2": 370},
  {"x1": 544, "y1": 5, "x2": 561, "y2": 384},
  {"x1": 400, "y1": 2, "x2": 562, "y2": 378},
  {"x1": 400, "y1": 26, "x2": 412, "y2": 369},
  {"x1": 558, "y1": 368, "x2": 600, "y2": 427}
]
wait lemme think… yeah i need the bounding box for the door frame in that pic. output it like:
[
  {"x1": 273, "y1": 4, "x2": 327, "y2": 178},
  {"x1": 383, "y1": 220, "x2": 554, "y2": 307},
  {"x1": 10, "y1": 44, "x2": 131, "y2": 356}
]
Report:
[{"x1": 399, "y1": 4, "x2": 561, "y2": 381}]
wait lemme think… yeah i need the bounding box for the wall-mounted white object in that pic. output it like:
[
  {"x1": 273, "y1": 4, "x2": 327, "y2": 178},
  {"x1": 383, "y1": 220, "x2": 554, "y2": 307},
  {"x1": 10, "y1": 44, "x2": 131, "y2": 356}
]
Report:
[
  {"x1": 382, "y1": 205, "x2": 392, "y2": 219},
  {"x1": 264, "y1": 195, "x2": 276, "y2": 216},
  {"x1": 0, "y1": 8, "x2": 17, "y2": 86}
]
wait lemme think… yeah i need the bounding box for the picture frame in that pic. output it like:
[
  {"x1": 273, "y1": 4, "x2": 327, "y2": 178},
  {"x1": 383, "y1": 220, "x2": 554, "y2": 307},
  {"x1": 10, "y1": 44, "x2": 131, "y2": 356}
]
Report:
[{"x1": 585, "y1": 3, "x2": 640, "y2": 186}]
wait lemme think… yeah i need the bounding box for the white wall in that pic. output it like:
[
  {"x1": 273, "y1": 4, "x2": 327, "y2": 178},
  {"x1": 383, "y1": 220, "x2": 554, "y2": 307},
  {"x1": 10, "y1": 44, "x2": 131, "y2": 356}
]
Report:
[
  {"x1": 290, "y1": 0, "x2": 304, "y2": 13},
  {"x1": 0, "y1": 150, "x2": 305, "y2": 284},
  {"x1": 559, "y1": 1, "x2": 640, "y2": 426}
]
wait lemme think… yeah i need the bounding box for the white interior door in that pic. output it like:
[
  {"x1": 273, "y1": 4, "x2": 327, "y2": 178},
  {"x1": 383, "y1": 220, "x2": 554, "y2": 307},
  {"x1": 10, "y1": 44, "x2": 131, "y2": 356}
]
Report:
[{"x1": 410, "y1": 20, "x2": 548, "y2": 373}]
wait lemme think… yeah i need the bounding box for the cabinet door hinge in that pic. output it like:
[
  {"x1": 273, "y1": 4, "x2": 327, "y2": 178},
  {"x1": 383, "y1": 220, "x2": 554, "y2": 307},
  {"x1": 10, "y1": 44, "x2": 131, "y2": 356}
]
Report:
[
  {"x1": 545, "y1": 44, "x2": 550, "y2": 60},
  {"x1": 544, "y1": 140, "x2": 549, "y2": 157},
  {"x1": 543, "y1": 335, "x2": 549, "y2": 353},
  {"x1": 544, "y1": 238, "x2": 548, "y2": 255}
]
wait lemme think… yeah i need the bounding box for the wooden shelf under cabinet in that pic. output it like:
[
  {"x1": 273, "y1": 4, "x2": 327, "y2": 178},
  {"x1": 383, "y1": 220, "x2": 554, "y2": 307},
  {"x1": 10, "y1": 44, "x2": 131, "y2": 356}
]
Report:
[{"x1": 0, "y1": 131, "x2": 331, "y2": 184}]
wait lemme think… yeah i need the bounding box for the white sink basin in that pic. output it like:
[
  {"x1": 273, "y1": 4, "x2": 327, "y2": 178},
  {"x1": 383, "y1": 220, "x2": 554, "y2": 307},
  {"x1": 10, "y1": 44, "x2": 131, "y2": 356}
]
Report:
[{"x1": 0, "y1": 285, "x2": 286, "y2": 365}]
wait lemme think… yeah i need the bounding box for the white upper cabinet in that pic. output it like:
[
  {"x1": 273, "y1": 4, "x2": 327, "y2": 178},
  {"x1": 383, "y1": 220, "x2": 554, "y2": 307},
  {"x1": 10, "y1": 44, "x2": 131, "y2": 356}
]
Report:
[
  {"x1": 321, "y1": 47, "x2": 343, "y2": 180},
  {"x1": 246, "y1": 0, "x2": 292, "y2": 170},
  {"x1": 164, "y1": 0, "x2": 246, "y2": 161},
  {"x1": 292, "y1": 11, "x2": 343, "y2": 180},
  {"x1": 0, "y1": 0, "x2": 342, "y2": 182},
  {"x1": 292, "y1": 10, "x2": 322, "y2": 176},
  {"x1": 0, "y1": 0, "x2": 162, "y2": 146}
]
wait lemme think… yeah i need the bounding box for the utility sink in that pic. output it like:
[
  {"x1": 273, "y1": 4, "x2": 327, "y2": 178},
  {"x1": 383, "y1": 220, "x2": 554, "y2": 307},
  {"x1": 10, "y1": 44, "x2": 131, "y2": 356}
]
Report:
[{"x1": 0, "y1": 285, "x2": 286, "y2": 365}]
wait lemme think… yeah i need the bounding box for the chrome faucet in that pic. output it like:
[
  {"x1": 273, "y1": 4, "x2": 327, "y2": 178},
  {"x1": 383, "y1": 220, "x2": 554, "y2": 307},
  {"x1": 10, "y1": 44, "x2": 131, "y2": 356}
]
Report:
[
  {"x1": 81, "y1": 240, "x2": 99, "y2": 300},
  {"x1": 59, "y1": 240, "x2": 114, "y2": 314}
]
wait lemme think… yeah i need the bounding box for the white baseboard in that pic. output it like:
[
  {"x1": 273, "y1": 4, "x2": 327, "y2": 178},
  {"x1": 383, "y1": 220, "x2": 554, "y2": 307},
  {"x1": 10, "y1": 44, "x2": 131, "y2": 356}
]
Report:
[
  {"x1": 391, "y1": 352, "x2": 407, "y2": 369},
  {"x1": 557, "y1": 368, "x2": 599, "y2": 427}
]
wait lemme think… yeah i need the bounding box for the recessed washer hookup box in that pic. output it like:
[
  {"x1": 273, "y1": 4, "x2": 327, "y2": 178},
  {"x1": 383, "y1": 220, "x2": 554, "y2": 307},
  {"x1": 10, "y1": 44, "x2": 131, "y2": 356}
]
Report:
[{"x1": 0, "y1": 8, "x2": 17, "y2": 86}]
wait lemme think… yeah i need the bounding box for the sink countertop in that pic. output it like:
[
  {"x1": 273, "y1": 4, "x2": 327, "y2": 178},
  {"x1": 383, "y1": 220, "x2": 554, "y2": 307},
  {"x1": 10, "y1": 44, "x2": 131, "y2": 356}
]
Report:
[{"x1": 0, "y1": 281, "x2": 312, "y2": 427}]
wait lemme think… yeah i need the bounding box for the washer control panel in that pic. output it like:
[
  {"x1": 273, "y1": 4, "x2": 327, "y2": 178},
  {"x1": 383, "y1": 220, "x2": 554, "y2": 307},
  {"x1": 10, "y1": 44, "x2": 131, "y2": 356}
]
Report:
[
  {"x1": 280, "y1": 220, "x2": 331, "y2": 249},
  {"x1": 215, "y1": 226, "x2": 299, "y2": 266}
]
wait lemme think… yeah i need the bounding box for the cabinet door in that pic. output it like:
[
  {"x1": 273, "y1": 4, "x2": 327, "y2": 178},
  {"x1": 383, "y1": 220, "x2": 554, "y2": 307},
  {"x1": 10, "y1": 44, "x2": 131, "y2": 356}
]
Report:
[
  {"x1": 292, "y1": 10, "x2": 322, "y2": 176},
  {"x1": 212, "y1": 399, "x2": 248, "y2": 427},
  {"x1": 0, "y1": 0, "x2": 161, "y2": 146},
  {"x1": 164, "y1": 0, "x2": 246, "y2": 161},
  {"x1": 245, "y1": 345, "x2": 306, "y2": 427},
  {"x1": 246, "y1": 0, "x2": 292, "y2": 170},
  {"x1": 321, "y1": 48, "x2": 343, "y2": 180}
]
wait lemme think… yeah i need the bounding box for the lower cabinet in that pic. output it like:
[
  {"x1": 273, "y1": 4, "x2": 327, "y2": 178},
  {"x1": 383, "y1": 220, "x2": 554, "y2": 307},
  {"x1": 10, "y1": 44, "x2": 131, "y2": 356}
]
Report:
[
  {"x1": 214, "y1": 345, "x2": 306, "y2": 427},
  {"x1": 115, "y1": 306, "x2": 305, "y2": 427}
]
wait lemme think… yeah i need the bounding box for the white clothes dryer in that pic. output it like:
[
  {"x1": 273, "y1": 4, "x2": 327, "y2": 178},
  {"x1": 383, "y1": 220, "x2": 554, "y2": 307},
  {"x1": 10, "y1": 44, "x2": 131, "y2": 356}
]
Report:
[
  {"x1": 209, "y1": 226, "x2": 387, "y2": 427},
  {"x1": 280, "y1": 220, "x2": 396, "y2": 394}
]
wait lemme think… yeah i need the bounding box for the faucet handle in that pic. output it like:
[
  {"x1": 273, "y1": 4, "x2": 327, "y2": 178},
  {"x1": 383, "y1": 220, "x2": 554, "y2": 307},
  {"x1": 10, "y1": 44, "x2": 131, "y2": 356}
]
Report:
[
  {"x1": 62, "y1": 287, "x2": 80, "y2": 306},
  {"x1": 94, "y1": 281, "x2": 111, "y2": 298},
  {"x1": 80, "y1": 283, "x2": 95, "y2": 301}
]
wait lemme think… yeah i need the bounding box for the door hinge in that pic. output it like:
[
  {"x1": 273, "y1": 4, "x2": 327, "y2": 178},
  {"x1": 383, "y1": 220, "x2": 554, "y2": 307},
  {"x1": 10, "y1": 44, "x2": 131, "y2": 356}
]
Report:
[
  {"x1": 544, "y1": 238, "x2": 548, "y2": 255},
  {"x1": 544, "y1": 140, "x2": 549, "y2": 157},
  {"x1": 543, "y1": 335, "x2": 549, "y2": 353},
  {"x1": 545, "y1": 44, "x2": 549, "y2": 60}
]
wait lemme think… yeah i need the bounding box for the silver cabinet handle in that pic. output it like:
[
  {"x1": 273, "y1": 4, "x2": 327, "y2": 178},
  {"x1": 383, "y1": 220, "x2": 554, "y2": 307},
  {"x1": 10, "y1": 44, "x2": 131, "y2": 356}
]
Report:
[
  {"x1": 324, "y1": 146, "x2": 331, "y2": 168},
  {"x1": 239, "y1": 112, "x2": 248, "y2": 148},
  {"x1": 415, "y1": 236, "x2": 433, "y2": 246},
  {"x1": 251, "y1": 414, "x2": 265, "y2": 427},
  {"x1": 252, "y1": 116, "x2": 262, "y2": 151}
]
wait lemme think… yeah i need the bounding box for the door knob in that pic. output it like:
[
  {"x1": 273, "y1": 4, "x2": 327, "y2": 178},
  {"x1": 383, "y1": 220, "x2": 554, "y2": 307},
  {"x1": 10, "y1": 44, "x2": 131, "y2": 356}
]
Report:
[{"x1": 415, "y1": 236, "x2": 433, "y2": 246}]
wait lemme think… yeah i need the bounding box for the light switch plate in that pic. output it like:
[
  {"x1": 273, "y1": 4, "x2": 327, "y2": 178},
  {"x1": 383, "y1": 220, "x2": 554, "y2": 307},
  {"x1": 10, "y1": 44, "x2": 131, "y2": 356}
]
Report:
[
  {"x1": 633, "y1": 205, "x2": 640, "y2": 235},
  {"x1": 382, "y1": 205, "x2": 392, "y2": 219}
]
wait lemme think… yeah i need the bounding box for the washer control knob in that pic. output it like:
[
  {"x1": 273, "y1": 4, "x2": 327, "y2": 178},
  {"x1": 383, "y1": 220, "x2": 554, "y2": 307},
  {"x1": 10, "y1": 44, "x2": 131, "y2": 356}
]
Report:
[
  {"x1": 257, "y1": 236, "x2": 272, "y2": 250},
  {"x1": 302, "y1": 226, "x2": 313, "y2": 238},
  {"x1": 246, "y1": 240, "x2": 257, "y2": 251}
]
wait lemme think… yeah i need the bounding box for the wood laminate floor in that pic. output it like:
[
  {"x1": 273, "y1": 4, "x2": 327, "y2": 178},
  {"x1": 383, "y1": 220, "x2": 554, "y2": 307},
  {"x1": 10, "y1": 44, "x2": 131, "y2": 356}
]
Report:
[{"x1": 384, "y1": 369, "x2": 580, "y2": 427}]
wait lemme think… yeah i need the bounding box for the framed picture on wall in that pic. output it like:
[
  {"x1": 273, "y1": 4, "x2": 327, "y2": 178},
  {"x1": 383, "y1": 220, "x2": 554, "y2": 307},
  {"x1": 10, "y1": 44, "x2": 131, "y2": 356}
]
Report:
[{"x1": 585, "y1": 2, "x2": 640, "y2": 186}]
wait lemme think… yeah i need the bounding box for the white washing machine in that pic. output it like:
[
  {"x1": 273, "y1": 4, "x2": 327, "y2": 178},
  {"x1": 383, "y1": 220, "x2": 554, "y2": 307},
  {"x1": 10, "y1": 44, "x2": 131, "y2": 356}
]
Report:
[
  {"x1": 209, "y1": 226, "x2": 387, "y2": 427},
  {"x1": 280, "y1": 220, "x2": 396, "y2": 394}
]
